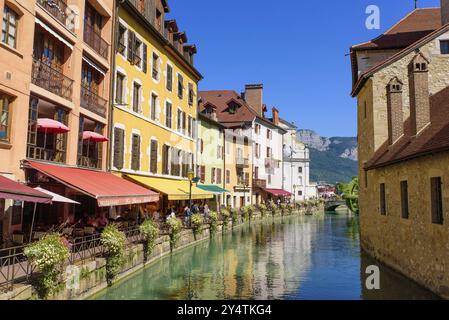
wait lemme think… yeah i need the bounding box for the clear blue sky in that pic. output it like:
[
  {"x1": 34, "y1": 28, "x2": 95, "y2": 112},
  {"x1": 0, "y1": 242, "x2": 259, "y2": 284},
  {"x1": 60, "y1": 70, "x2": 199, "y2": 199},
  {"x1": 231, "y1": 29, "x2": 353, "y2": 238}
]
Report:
[{"x1": 168, "y1": 0, "x2": 440, "y2": 137}]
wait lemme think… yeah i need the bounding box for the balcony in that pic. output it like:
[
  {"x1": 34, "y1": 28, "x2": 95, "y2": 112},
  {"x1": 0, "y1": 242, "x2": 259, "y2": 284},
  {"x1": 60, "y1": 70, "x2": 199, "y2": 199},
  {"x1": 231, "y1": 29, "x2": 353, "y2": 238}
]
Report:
[
  {"x1": 236, "y1": 157, "x2": 250, "y2": 168},
  {"x1": 37, "y1": 0, "x2": 76, "y2": 33},
  {"x1": 83, "y1": 24, "x2": 109, "y2": 60},
  {"x1": 253, "y1": 179, "x2": 267, "y2": 189},
  {"x1": 27, "y1": 145, "x2": 65, "y2": 163},
  {"x1": 80, "y1": 85, "x2": 107, "y2": 118},
  {"x1": 77, "y1": 155, "x2": 101, "y2": 169},
  {"x1": 31, "y1": 59, "x2": 74, "y2": 101}
]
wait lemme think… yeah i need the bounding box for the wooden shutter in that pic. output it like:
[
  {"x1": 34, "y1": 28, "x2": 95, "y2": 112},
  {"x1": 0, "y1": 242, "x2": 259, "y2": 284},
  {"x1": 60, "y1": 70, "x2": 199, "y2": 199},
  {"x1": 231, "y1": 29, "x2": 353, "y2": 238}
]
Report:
[
  {"x1": 431, "y1": 177, "x2": 443, "y2": 224},
  {"x1": 113, "y1": 128, "x2": 124, "y2": 169},
  {"x1": 400, "y1": 181, "x2": 409, "y2": 219},
  {"x1": 167, "y1": 65, "x2": 173, "y2": 91},
  {"x1": 131, "y1": 134, "x2": 140, "y2": 171},
  {"x1": 150, "y1": 140, "x2": 158, "y2": 173},
  {"x1": 245, "y1": 172, "x2": 250, "y2": 185},
  {"x1": 142, "y1": 43, "x2": 147, "y2": 73},
  {"x1": 211, "y1": 168, "x2": 215, "y2": 184},
  {"x1": 128, "y1": 31, "x2": 135, "y2": 63},
  {"x1": 200, "y1": 166, "x2": 206, "y2": 183}
]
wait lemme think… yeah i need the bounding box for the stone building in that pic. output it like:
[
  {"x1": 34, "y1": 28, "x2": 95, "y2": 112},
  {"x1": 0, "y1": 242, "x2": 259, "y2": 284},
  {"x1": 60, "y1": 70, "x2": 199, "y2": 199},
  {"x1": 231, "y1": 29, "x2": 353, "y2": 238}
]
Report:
[{"x1": 351, "y1": 1, "x2": 449, "y2": 297}]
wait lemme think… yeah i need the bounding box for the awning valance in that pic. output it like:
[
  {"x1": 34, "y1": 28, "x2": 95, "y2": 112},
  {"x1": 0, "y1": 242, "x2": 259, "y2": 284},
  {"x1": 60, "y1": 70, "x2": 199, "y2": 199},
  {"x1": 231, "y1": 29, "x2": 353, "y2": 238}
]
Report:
[
  {"x1": 263, "y1": 188, "x2": 293, "y2": 197},
  {"x1": 24, "y1": 161, "x2": 159, "y2": 207},
  {"x1": 0, "y1": 175, "x2": 52, "y2": 204},
  {"x1": 35, "y1": 18, "x2": 73, "y2": 50},
  {"x1": 82, "y1": 56, "x2": 106, "y2": 76},
  {"x1": 126, "y1": 175, "x2": 214, "y2": 201},
  {"x1": 196, "y1": 184, "x2": 229, "y2": 194}
]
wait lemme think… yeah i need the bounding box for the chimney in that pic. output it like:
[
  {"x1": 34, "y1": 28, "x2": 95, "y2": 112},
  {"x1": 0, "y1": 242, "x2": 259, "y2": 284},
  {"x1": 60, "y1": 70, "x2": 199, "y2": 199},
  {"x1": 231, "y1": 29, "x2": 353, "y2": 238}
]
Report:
[
  {"x1": 386, "y1": 77, "x2": 404, "y2": 145},
  {"x1": 244, "y1": 84, "x2": 263, "y2": 116},
  {"x1": 272, "y1": 107, "x2": 280, "y2": 126},
  {"x1": 409, "y1": 53, "x2": 430, "y2": 136},
  {"x1": 442, "y1": 0, "x2": 449, "y2": 25}
]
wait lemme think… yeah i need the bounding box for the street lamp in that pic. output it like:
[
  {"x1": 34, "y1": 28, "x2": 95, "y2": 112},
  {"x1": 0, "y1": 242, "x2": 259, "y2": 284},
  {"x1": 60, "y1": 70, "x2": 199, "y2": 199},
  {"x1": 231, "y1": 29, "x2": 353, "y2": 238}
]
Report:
[
  {"x1": 187, "y1": 170, "x2": 200, "y2": 208},
  {"x1": 293, "y1": 184, "x2": 297, "y2": 208}
]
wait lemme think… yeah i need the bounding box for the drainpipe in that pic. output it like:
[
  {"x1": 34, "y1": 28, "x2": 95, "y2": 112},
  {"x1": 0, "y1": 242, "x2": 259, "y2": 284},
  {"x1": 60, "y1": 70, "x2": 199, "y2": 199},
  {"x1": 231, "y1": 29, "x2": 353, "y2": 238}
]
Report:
[{"x1": 107, "y1": 0, "x2": 121, "y2": 172}]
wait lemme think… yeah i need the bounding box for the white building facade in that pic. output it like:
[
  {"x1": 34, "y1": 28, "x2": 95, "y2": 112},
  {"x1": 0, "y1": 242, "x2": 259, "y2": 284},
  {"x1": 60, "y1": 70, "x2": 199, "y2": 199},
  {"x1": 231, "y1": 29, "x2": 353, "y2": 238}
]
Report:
[{"x1": 279, "y1": 119, "x2": 317, "y2": 201}]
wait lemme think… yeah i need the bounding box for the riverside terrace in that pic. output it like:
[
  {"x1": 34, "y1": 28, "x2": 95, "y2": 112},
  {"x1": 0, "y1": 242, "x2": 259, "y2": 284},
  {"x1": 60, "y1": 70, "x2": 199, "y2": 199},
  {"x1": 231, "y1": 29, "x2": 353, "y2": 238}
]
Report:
[{"x1": 0, "y1": 201, "x2": 324, "y2": 298}]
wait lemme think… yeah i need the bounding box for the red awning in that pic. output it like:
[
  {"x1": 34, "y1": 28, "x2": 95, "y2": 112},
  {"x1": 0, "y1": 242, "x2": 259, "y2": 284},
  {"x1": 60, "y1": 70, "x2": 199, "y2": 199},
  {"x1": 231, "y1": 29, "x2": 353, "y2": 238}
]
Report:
[
  {"x1": 0, "y1": 175, "x2": 52, "y2": 204},
  {"x1": 24, "y1": 161, "x2": 159, "y2": 207},
  {"x1": 263, "y1": 188, "x2": 293, "y2": 197}
]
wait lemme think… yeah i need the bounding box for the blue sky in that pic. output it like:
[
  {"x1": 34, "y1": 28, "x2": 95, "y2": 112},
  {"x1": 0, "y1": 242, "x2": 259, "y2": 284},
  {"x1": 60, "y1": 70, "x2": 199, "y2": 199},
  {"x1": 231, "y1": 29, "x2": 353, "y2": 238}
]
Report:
[{"x1": 168, "y1": 0, "x2": 441, "y2": 137}]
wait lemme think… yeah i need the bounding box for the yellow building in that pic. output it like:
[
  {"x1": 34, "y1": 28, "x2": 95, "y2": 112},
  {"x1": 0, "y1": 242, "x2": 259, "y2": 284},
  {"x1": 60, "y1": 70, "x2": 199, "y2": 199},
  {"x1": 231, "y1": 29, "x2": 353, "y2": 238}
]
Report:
[{"x1": 111, "y1": 0, "x2": 212, "y2": 212}]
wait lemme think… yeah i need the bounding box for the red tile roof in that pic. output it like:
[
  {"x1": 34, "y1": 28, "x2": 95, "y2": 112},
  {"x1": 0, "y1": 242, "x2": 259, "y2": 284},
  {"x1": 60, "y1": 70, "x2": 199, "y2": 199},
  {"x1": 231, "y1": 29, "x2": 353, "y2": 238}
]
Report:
[
  {"x1": 199, "y1": 90, "x2": 258, "y2": 128},
  {"x1": 365, "y1": 86, "x2": 449, "y2": 170},
  {"x1": 352, "y1": 8, "x2": 441, "y2": 51}
]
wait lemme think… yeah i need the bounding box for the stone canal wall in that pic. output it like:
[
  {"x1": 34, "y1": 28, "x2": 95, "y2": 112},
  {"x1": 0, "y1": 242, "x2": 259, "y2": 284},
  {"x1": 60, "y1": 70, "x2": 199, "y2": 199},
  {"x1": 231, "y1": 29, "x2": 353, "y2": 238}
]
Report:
[{"x1": 0, "y1": 206, "x2": 323, "y2": 300}]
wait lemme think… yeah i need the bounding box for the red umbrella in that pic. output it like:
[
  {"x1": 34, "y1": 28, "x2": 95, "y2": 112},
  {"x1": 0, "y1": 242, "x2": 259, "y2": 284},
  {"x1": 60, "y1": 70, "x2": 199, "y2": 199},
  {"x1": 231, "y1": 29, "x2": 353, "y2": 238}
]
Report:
[
  {"x1": 82, "y1": 131, "x2": 109, "y2": 142},
  {"x1": 37, "y1": 118, "x2": 70, "y2": 134}
]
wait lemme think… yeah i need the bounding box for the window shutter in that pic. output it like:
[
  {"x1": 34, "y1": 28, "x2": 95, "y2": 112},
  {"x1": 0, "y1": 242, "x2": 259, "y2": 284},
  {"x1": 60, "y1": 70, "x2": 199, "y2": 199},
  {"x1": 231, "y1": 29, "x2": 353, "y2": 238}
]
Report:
[
  {"x1": 128, "y1": 31, "x2": 134, "y2": 63},
  {"x1": 113, "y1": 128, "x2": 124, "y2": 169},
  {"x1": 131, "y1": 134, "x2": 140, "y2": 171},
  {"x1": 142, "y1": 43, "x2": 147, "y2": 73},
  {"x1": 150, "y1": 140, "x2": 158, "y2": 173},
  {"x1": 167, "y1": 65, "x2": 173, "y2": 91}
]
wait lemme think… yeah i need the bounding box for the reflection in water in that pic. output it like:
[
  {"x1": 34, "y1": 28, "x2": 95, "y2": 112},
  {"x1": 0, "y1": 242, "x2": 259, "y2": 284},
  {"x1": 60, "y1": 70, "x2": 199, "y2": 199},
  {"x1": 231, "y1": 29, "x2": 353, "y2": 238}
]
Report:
[{"x1": 93, "y1": 214, "x2": 438, "y2": 300}]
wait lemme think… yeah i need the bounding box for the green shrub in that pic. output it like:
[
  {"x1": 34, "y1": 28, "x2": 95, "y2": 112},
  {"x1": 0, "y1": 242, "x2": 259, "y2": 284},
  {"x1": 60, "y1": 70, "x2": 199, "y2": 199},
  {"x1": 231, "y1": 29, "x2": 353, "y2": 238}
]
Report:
[
  {"x1": 220, "y1": 209, "x2": 231, "y2": 229},
  {"x1": 240, "y1": 206, "x2": 249, "y2": 221},
  {"x1": 269, "y1": 203, "x2": 277, "y2": 216},
  {"x1": 258, "y1": 204, "x2": 267, "y2": 217},
  {"x1": 231, "y1": 208, "x2": 239, "y2": 225},
  {"x1": 24, "y1": 233, "x2": 70, "y2": 299},
  {"x1": 287, "y1": 203, "x2": 294, "y2": 215},
  {"x1": 139, "y1": 219, "x2": 160, "y2": 261},
  {"x1": 209, "y1": 211, "x2": 219, "y2": 235},
  {"x1": 167, "y1": 217, "x2": 183, "y2": 251},
  {"x1": 101, "y1": 225, "x2": 127, "y2": 286},
  {"x1": 247, "y1": 205, "x2": 255, "y2": 220},
  {"x1": 280, "y1": 203, "x2": 287, "y2": 215},
  {"x1": 191, "y1": 213, "x2": 204, "y2": 239}
]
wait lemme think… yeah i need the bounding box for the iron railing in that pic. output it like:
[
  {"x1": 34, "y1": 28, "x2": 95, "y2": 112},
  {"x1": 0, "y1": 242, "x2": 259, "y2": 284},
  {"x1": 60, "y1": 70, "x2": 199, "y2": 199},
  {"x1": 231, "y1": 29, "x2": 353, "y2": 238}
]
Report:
[
  {"x1": 80, "y1": 84, "x2": 107, "y2": 118},
  {"x1": 36, "y1": 0, "x2": 77, "y2": 33},
  {"x1": 27, "y1": 145, "x2": 66, "y2": 163},
  {"x1": 0, "y1": 245, "x2": 35, "y2": 292},
  {"x1": 31, "y1": 59, "x2": 74, "y2": 101},
  {"x1": 83, "y1": 23, "x2": 109, "y2": 60},
  {"x1": 77, "y1": 155, "x2": 101, "y2": 170}
]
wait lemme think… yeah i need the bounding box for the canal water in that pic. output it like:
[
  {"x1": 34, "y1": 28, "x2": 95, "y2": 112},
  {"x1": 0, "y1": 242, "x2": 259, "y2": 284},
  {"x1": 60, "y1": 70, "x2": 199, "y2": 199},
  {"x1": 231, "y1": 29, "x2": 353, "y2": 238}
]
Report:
[{"x1": 92, "y1": 213, "x2": 438, "y2": 300}]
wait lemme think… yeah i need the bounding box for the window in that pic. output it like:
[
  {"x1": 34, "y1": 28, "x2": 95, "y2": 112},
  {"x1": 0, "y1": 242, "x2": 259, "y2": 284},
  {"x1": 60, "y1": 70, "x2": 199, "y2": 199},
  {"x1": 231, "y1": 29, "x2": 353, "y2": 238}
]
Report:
[
  {"x1": 117, "y1": 24, "x2": 126, "y2": 55},
  {"x1": 255, "y1": 143, "x2": 260, "y2": 158},
  {"x1": 182, "y1": 111, "x2": 186, "y2": 135},
  {"x1": 211, "y1": 168, "x2": 216, "y2": 184},
  {"x1": 131, "y1": 134, "x2": 140, "y2": 171},
  {"x1": 150, "y1": 140, "x2": 158, "y2": 174},
  {"x1": 379, "y1": 183, "x2": 386, "y2": 215},
  {"x1": 166, "y1": 65, "x2": 173, "y2": 91},
  {"x1": 152, "y1": 53, "x2": 159, "y2": 80},
  {"x1": 267, "y1": 174, "x2": 271, "y2": 184},
  {"x1": 0, "y1": 95, "x2": 11, "y2": 142},
  {"x1": 255, "y1": 124, "x2": 261, "y2": 134},
  {"x1": 132, "y1": 83, "x2": 141, "y2": 113},
  {"x1": 400, "y1": 181, "x2": 409, "y2": 219},
  {"x1": 254, "y1": 167, "x2": 259, "y2": 180},
  {"x1": 298, "y1": 167, "x2": 303, "y2": 174},
  {"x1": 298, "y1": 191, "x2": 303, "y2": 196},
  {"x1": 134, "y1": 38, "x2": 142, "y2": 67},
  {"x1": 200, "y1": 165, "x2": 206, "y2": 183},
  {"x1": 266, "y1": 147, "x2": 272, "y2": 158},
  {"x1": 226, "y1": 170, "x2": 230, "y2": 184},
  {"x1": 217, "y1": 169, "x2": 222, "y2": 184},
  {"x1": 267, "y1": 129, "x2": 272, "y2": 140},
  {"x1": 150, "y1": 93, "x2": 158, "y2": 121},
  {"x1": 113, "y1": 127, "x2": 125, "y2": 169},
  {"x1": 188, "y1": 83, "x2": 194, "y2": 106},
  {"x1": 2, "y1": 6, "x2": 18, "y2": 48},
  {"x1": 162, "y1": 145, "x2": 170, "y2": 175},
  {"x1": 431, "y1": 177, "x2": 443, "y2": 225},
  {"x1": 165, "y1": 102, "x2": 172, "y2": 128},
  {"x1": 178, "y1": 74, "x2": 184, "y2": 99},
  {"x1": 115, "y1": 73, "x2": 125, "y2": 104},
  {"x1": 440, "y1": 40, "x2": 449, "y2": 54}
]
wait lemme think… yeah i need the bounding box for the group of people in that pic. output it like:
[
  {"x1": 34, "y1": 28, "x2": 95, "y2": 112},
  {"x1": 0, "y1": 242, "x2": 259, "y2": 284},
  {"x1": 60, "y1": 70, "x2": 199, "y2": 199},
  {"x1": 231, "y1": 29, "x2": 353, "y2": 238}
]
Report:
[{"x1": 163, "y1": 202, "x2": 210, "y2": 226}]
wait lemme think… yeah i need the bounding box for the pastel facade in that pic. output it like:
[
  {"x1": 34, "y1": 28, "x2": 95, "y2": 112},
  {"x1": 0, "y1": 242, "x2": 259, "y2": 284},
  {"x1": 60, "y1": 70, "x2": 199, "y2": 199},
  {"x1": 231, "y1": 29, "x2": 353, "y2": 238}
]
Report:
[{"x1": 0, "y1": 0, "x2": 115, "y2": 243}]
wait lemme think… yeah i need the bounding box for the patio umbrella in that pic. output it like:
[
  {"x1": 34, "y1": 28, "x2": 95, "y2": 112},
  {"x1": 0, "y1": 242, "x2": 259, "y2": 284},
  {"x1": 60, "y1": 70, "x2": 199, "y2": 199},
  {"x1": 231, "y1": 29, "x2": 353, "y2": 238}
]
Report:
[
  {"x1": 82, "y1": 131, "x2": 108, "y2": 159},
  {"x1": 37, "y1": 118, "x2": 70, "y2": 151}
]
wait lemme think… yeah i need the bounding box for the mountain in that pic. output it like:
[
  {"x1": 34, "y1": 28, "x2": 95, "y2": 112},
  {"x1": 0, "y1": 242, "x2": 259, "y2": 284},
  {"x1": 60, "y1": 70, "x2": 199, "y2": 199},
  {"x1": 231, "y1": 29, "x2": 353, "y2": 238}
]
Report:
[{"x1": 298, "y1": 130, "x2": 358, "y2": 184}]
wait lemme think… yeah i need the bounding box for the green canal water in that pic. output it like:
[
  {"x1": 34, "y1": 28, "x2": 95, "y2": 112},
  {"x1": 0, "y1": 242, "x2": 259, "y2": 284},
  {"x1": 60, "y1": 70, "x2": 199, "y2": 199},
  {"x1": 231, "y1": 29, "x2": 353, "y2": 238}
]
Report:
[{"x1": 92, "y1": 213, "x2": 439, "y2": 300}]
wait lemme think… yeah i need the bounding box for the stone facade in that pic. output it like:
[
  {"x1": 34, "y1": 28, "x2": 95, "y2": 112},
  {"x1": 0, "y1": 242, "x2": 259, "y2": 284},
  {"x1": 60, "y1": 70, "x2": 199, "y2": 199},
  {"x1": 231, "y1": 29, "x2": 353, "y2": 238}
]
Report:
[{"x1": 356, "y1": 22, "x2": 449, "y2": 298}]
